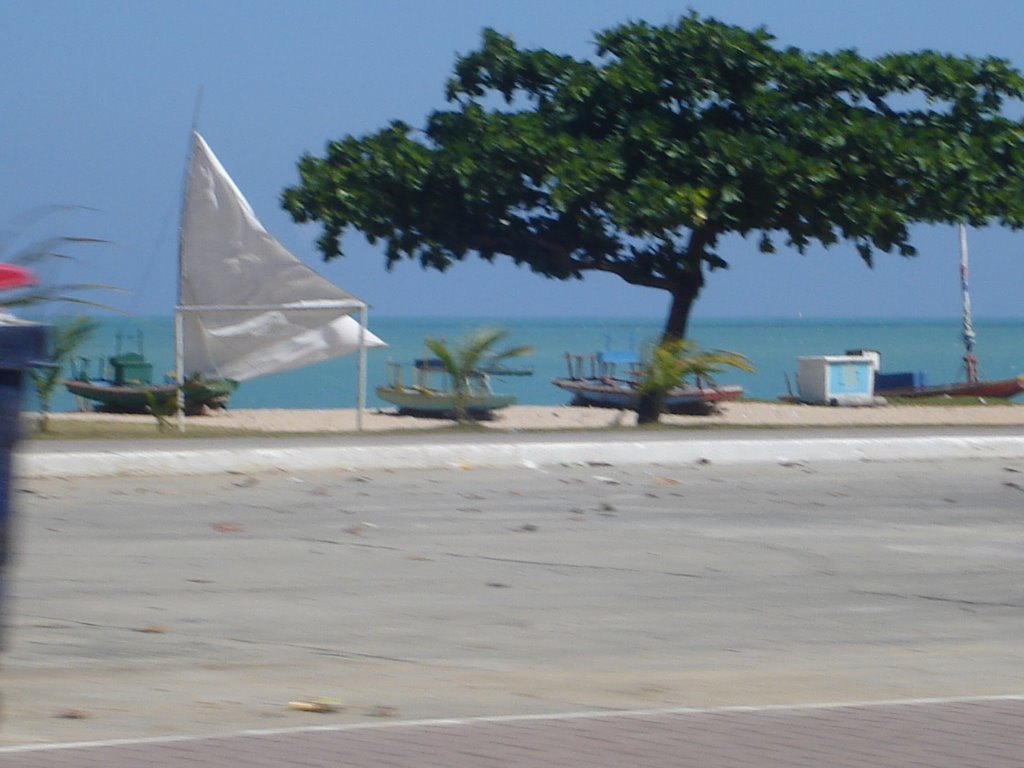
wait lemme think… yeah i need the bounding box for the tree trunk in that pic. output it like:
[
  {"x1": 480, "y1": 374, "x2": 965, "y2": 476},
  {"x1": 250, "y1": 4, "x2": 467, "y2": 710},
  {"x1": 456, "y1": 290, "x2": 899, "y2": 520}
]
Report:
[
  {"x1": 636, "y1": 389, "x2": 664, "y2": 424},
  {"x1": 636, "y1": 282, "x2": 701, "y2": 425},
  {"x1": 660, "y1": 282, "x2": 698, "y2": 343}
]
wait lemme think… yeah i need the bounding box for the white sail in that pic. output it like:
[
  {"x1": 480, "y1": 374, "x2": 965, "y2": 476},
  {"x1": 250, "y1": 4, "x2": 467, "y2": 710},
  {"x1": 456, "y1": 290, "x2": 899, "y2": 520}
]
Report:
[{"x1": 178, "y1": 132, "x2": 384, "y2": 382}]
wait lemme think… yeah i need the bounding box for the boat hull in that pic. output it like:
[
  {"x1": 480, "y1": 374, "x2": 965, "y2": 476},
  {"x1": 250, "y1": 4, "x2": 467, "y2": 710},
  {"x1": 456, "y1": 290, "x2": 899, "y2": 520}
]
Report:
[
  {"x1": 552, "y1": 377, "x2": 744, "y2": 414},
  {"x1": 874, "y1": 375, "x2": 1024, "y2": 400},
  {"x1": 64, "y1": 378, "x2": 238, "y2": 415},
  {"x1": 376, "y1": 386, "x2": 516, "y2": 419}
]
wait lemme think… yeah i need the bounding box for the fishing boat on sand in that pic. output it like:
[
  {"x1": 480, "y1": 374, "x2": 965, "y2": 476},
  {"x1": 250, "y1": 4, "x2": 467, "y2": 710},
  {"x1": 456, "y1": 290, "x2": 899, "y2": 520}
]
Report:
[
  {"x1": 866, "y1": 225, "x2": 1024, "y2": 400},
  {"x1": 65, "y1": 131, "x2": 384, "y2": 416},
  {"x1": 376, "y1": 358, "x2": 517, "y2": 419},
  {"x1": 66, "y1": 331, "x2": 235, "y2": 415},
  {"x1": 551, "y1": 349, "x2": 744, "y2": 415}
]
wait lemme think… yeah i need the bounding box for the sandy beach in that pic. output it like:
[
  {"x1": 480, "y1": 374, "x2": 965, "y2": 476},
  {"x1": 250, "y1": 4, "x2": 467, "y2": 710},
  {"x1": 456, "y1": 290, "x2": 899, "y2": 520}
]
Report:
[{"x1": 42, "y1": 400, "x2": 1024, "y2": 434}]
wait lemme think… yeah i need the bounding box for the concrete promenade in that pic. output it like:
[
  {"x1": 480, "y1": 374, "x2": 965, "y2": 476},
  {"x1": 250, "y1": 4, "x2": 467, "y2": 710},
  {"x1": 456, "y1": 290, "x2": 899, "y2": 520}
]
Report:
[
  {"x1": 15, "y1": 424, "x2": 1024, "y2": 478},
  {"x1": 3, "y1": 427, "x2": 1024, "y2": 765}
]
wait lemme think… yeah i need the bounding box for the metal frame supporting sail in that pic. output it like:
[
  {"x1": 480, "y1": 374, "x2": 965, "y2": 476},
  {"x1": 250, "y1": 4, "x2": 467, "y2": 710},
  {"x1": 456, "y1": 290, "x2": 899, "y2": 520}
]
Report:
[
  {"x1": 174, "y1": 132, "x2": 384, "y2": 431},
  {"x1": 174, "y1": 302, "x2": 372, "y2": 431}
]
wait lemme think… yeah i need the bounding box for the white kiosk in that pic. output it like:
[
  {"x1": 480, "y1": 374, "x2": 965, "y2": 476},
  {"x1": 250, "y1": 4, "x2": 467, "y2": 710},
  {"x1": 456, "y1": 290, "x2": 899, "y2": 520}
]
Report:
[{"x1": 796, "y1": 355, "x2": 879, "y2": 406}]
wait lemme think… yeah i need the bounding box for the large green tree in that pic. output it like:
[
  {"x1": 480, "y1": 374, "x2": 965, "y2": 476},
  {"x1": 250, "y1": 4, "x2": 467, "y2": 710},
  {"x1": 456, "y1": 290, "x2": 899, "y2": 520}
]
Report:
[{"x1": 283, "y1": 13, "x2": 1024, "y2": 343}]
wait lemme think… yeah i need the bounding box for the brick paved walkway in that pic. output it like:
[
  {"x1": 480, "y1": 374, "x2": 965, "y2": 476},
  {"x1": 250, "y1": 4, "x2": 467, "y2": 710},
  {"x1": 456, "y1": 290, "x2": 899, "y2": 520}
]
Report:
[{"x1": 2, "y1": 697, "x2": 1022, "y2": 768}]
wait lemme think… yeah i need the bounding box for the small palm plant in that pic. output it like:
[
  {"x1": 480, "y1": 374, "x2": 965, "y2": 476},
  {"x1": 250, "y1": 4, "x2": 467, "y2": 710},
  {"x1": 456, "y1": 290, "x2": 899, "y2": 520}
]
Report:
[
  {"x1": 637, "y1": 338, "x2": 754, "y2": 424},
  {"x1": 424, "y1": 328, "x2": 532, "y2": 422},
  {"x1": 30, "y1": 315, "x2": 100, "y2": 432},
  {"x1": 3, "y1": 207, "x2": 120, "y2": 432},
  {"x1": 144, "y1": 390, "x2": 179, "y2": 433}
]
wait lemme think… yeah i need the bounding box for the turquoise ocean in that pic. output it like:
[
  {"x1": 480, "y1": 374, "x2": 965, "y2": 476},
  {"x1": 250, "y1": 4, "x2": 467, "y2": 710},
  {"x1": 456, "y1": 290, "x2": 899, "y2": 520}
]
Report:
[{"x1": 39, "y1": 316, "x2": 1024, "y2": 413}]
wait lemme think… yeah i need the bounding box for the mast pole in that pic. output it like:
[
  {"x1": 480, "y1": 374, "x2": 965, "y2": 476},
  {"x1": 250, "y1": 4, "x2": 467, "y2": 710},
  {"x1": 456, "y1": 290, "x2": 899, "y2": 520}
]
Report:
[
  {"x1": 959, "y1": 223, "x2": 979, "y2": 384},
  {"x1": 357, "y1": 305, "x2": 367, "y2": 431},
  {"x1": 176, "y1": 89, "x2": 203, "y2": 433},
  {"x1": 175, "y1": 310, "x2": 185, "y2": 432}
]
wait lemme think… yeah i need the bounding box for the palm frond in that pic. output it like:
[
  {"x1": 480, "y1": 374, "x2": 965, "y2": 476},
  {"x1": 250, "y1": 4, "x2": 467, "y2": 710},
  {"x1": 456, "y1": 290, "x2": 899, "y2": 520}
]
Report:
[
  {"x1": 5, "y1": 236, "x2": 111, "y2": 267},
  {"x1": 422, "y1": 328, "x2": 531, "y2": 422},
  {"x1": 0, "y1": 205, "x2": 95, "y2": 255},
  {"x1": 1, "y1": 208, "x2": 116, "y2": 313},
  {"x1": 52, "y1": 316, "x2": 100, "y2": 358},
  {"x1": 639, "y1": 339, "x2": 754, "y2": 394},
  {"x1": 462, "y1": 328, "x2": 509, "y2": 365},
  {"x1": 489, "y1": 343, "x2": 534, "y2": 365},
  {"x1": 1, "y1": 284, "x2": 126, "y2": 312},
  {"x1": 30, "y1": 314, "x2": 101, "y2": 430},
  {"x1": 424, "y1": 337, "x2": 458, "y2": 372}
]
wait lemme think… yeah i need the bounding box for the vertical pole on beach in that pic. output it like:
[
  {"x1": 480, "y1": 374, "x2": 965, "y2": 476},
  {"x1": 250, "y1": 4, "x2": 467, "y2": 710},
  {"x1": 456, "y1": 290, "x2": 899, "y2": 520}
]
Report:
[
  {"x1": 175, "y1": 310, "x2": 185, "y2": 433},
  {"x1": 959, "y1": 223, "x2": 979, "y2": 384},
  {"x1": 357, "y1": 305, "x2": 366, "y2": 431}
]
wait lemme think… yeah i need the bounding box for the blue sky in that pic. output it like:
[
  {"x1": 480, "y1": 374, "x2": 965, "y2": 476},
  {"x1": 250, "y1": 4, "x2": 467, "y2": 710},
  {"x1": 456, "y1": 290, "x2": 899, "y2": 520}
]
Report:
[{"x1": 4, "y1": 0, "x2": 1024, "y2": 323}]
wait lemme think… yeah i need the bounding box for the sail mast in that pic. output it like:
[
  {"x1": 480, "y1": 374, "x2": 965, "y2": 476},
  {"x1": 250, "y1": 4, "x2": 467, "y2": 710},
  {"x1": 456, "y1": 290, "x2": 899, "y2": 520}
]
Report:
[
  {"x1": 176, "y1": 99, "x2": 202, "y2": 432},
  {"x1": 959, "y1": 223, "x2": 979, "y2": 384}
]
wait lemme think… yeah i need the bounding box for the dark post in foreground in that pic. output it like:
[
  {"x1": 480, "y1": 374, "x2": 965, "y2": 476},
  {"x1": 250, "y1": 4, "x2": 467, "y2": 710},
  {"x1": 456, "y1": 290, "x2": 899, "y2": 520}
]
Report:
[{"x1": 0, "y1": 322, "x2": 48, "y2": 650}]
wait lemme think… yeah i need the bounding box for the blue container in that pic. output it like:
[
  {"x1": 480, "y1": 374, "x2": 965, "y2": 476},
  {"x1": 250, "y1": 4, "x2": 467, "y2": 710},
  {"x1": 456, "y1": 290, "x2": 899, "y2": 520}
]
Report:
[
  {"x1": 876, "y1": 371, "x2": 929, "y2": 389},
  {"x1": 0, "y1": 323, "x2": 48, "y2": 649}
]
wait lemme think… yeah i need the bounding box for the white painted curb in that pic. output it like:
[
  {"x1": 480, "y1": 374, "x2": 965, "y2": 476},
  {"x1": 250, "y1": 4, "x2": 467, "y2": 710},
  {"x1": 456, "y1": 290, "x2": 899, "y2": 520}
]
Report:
[{"x1": 15, "y1": 435, "x2": 1024, "y2": 479}]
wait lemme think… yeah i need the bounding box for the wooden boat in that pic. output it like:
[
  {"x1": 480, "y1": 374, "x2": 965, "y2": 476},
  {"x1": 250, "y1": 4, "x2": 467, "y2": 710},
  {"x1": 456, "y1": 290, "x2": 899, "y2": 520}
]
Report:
[
  {"x1": 66, "y1": 336, "x2": 236, "y2": 415},
  {"x1": 376, "y1": 358, "x2": 517, "y2": 419},
  {"x1": 552, "y1": 350, "x2": 744, "y2": 415},
  {"x1": 64, "y1": 132, "x2": 383, "y2": 417},
  {"x1": 65, "y1": 376, "x2": 237, "y2": 415},
  {"x1": 552, "y1": 376, "x2": 743, "y2": 414},
  {"x1": 869, "y1": 225, "x2": 1024, "y2": 401},
  {"x1": 871, "y1": 371, "x2": 1024, "y2": 400}
]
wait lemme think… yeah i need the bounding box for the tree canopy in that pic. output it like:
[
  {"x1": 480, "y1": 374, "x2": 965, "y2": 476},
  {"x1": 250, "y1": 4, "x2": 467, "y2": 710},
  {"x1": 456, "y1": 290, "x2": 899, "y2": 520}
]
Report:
[{"x1": 282, "y1": 12, "x2": 1024, "y2": 340}]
